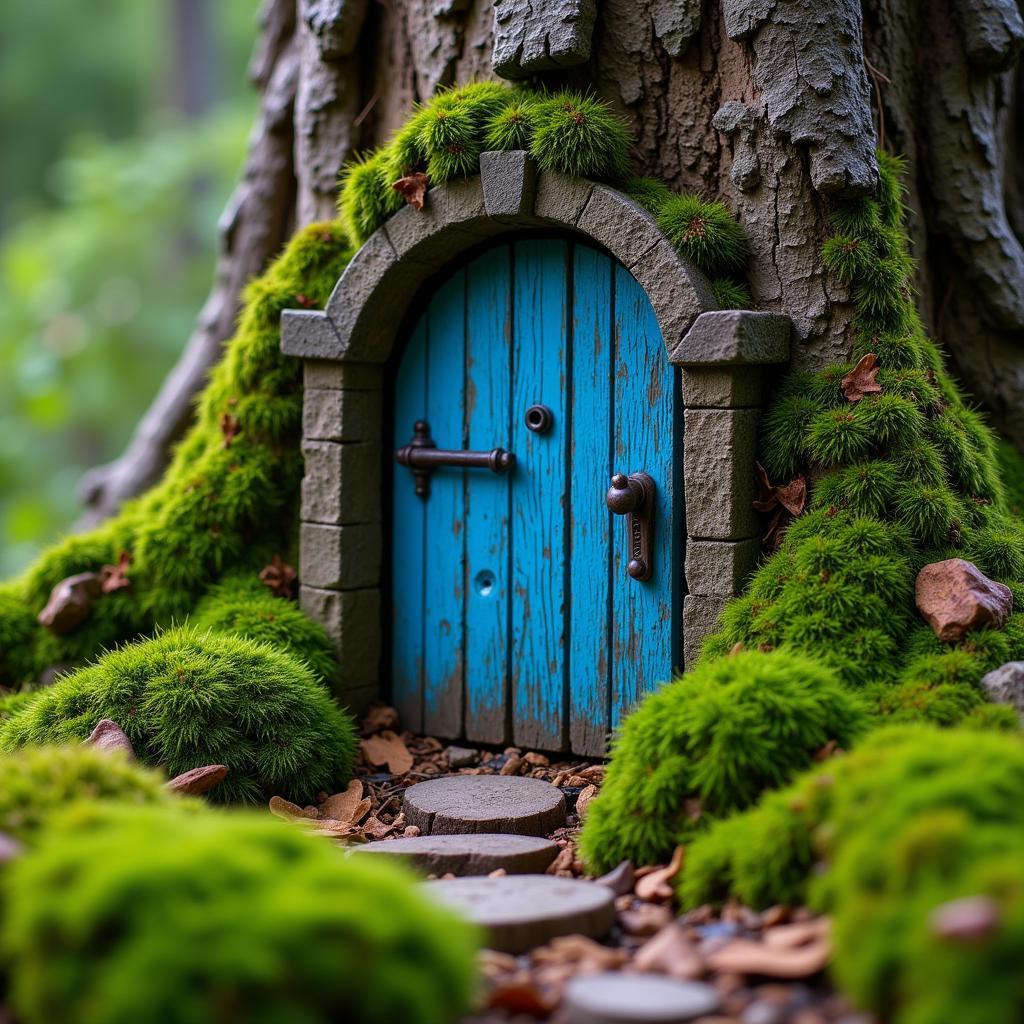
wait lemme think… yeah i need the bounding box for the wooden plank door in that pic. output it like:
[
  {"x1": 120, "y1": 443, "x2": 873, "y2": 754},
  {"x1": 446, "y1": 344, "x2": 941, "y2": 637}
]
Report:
[{"x1": 391, "y1": 237, "x2": 679, "y2": 753}]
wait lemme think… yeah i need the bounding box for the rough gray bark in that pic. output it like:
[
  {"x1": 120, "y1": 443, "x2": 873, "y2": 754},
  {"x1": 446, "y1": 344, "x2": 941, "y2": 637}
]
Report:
[{"x1": 80, "y1": 0, "x2": 1024, "y2": 521}]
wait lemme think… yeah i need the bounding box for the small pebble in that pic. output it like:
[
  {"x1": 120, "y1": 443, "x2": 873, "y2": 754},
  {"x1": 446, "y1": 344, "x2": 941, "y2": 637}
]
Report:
[{"x1": 446, "y1": 745, "x2": 479, "y2": 769}]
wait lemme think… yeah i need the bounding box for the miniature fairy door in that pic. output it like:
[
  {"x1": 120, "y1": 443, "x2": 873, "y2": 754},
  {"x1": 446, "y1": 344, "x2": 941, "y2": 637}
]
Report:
[{"x1": 391, "y1": 236, "x2": 679, "y2": 754}]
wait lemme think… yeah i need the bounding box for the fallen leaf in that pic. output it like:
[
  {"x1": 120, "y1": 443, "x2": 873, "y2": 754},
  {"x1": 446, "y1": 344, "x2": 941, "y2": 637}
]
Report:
[
  {"x1": 576, "y1": 784, "x2": 598, "y2": 819},
  {"x1": 166, "y1": 764, "x2": 229, "y2": 796},
  {"x1": 618, "y1": 901, "x2": 674, "y2": 936},
  {"x1": 269, "y1": 795, "x2": 319, "y2": 820},
  {"x1": 763, "y1": 917, "x2": 830, "y2": 949},
  {"x1": 220, "y1": 412, "x2": 241, "y2": 448},
  {"x1": 392, "y1": 171, "x2": 429, "y2": 210},
  {"x1": 634, "y1": 923, "x2": 705, "y2": 979},
  {"x1": 841, "y1": 352, "x2": 882, "y2": 402},
  {"x1": 99, "y1": 550, "x2": 133, "y2": 594},
  {"x1": 320, "y1": 779, "x2": 363, "y2": 821},
  {"x1": 361, "y1": 704, "x2": 399, "y2": 736},
  {"x1": 361, "y1": 815, "x2": 396, "y2": 840},
  {"x1": 86, "y1": 719, "x2": 135, "y2": 759},
  {"x1": 486, "y1": 978, "x2": 554, "y2": 1016},
  {"x1": 707, "y1": 937, "x2": 831, "y2": 978},
  {"x1": 753, "y1": 463, "x2": 807, "y2": 517},
  {"x1": 635, "y1": 845, "x2": 685, "y2": 903},
  {"x1": 361, "y1": 730, "x2": 414, "y2": 775},
  {"x1": 37, "y1": 572, "x2": 104, "y2": 635},
  {"x1": 533, "y1": 934, "x2": 628, "y2": 970},
  {"x1": 259, "y1": 555, "x2": 297, "y2": 599}
]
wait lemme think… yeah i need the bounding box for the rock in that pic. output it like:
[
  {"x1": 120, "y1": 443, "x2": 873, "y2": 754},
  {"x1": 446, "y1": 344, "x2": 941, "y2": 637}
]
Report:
[
  {"x1": 425, "y1": 875, "x2": 615, "y2": 954},
  {"x1": 915, "y1": 558, "x2": 1013, "y2": 642},
  {"x1": 352, "y1": 833, "x2": 559, "y2": 876},
  {"x1": 445, "y1": 745, "x2": 479, "y2": 768},
  {"x1": 86, "y1": 719, "x2": 135, "y2": 759},
  {"x1": 980, "y1": 661, "x2": 1024, "y2": 719},
  {"x1": 402, "y1": 775, "x2": 565, "y2": 836},
  {"x1": 563, "y1": 972, "x2": 721, "y2": 1024},
  {"x1": 595, "y1": 859, "x2": 635, "y2": 896},
  {"x1": 166, "y1": 764, "x2": 229, "y2": 796},
  {"x1": 37, "y1": 571, "x2": 104, "y2": 635}
]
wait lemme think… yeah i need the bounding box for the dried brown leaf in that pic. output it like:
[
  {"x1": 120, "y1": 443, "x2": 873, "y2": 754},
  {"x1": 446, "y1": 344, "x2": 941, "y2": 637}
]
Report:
[
  {"x1": 576, "y1": 784, "x2": 598, "y2": 820},
  {"x1": 269, "y1": 795, "x2": 319, "y2": 820},
  {"x1": 361, "y1": 704, "x2": 399, "y2": 736},
  {"x1": 320, "y1": 779, "x2": 363, "y2": 821},
  {"x1": 259, "y1": 555, "x2": 297, "y2": 599},
  {"x1": 99, "y1": 550, "x2": 133, "y2": 594},
  {"x1": 220, "y1": 411, "x2": 241, "y2": 448},
  {"x1": 634, "y1": 923, "x2": 705, "y2": 979},
  {"x1": 635, "y1": 845, "x2": 685, "y2": 903},
  {"x1": 360, "y1": 730, "x2": 414, "y2": 775},
  {"x1": 841, "y1": 352, "x2": 882, "y2": 402},
  {"x1": 707, "y1": 937, "x2": 831, "y2": 978},
  {"x1": 392, "y1": 172, "x2": 429, "y2": 210}
]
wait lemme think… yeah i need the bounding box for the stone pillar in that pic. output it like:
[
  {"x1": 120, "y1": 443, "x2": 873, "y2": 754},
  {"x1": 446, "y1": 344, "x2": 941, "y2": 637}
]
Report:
[{"x1": 671, "y1": 310, "x2": 791, "y2": 667}]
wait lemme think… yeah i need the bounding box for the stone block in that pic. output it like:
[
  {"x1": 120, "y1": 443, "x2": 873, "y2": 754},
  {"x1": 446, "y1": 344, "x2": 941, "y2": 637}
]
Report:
[
  {"x1": 299, "y1": 521, "x2": 382, "y2": 590},
  {"x1": 576, "y1": 185, "x2": 663, "y2": 269},
  {"x1": 280, "y1": 309, "x2": 343, "y2": 359},
  {"x1": 304, "y1": 360, "x2": 383, "y2": 391},
  {"x1": 683, "y1": 594, "x2": 730, "y2": 668},
  {"x1": 480, "y1": 150, "x2": 537, "y2": 217},
  {"x1": 685, "y1": 538, "x2": 761, "y2": 596},
  {"x1": 301, "y1": 440, "x2": 380, "y2": 525},
  {"x1": 680, "y1": 367, "x2": 768, "y2": 408},
  {"x1": 299, "y1": 585, "x2": 382, "y2": 698},
  {"x1": 630, "y1": 239, "x2": 716, "y2": 356},
  {"x1": 670, "y1": 310, "x2": 792, "y2": 366},
  {"x1": 683, "y1": 408, "x2": 760, "y2": 539},
  {"x1": 303, "y1": 387, "x2": 382, "y2": 442},
  {"x1": 385, "y1": 179, "x2": 491, "y2": 264},
  {"x1": 534, "y1": 170, "x2": 594, "y2": 224}
]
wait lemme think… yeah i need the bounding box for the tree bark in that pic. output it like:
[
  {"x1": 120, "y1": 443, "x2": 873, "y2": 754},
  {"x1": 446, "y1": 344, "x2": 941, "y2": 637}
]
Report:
[{"x1": 80, "y1": 0, "x2": 1024, "y2": 523}]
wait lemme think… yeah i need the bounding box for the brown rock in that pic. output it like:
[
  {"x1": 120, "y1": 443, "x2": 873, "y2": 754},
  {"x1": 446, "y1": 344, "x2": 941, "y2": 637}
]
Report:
[
  {"x1": 166, "y1": 764, "x2": 229, "y2": 796},
  {"x1": 86, "y1": 719, "x2": 135, "y2": 759},
  {"x1": 37, "y1": 572, "x2": 104, "y2": 635},
  {"x1": 425, "y1": 874, "x2": 615, "y2": 954},
  {"x1": 915, "y1": 558, "x2": 1012, "y2": 642},
  {"x1": 353, "y1": 833, "x2": 559, "y2": 876},
  {"x1": 403, "y1": 775, "x2": 566, "y2": 837}
]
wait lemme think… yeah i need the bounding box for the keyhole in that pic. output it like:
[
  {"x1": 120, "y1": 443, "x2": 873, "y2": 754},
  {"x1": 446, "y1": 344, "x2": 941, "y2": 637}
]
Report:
[{"x1": 474, "y1": 570, "x2": 496, "y2": 597}]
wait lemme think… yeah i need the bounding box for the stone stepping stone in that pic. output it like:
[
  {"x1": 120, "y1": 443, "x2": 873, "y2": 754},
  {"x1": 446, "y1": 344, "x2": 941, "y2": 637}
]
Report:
[
  {"x1": 353, "y1": 833, "x2": 559, "y2": 876},
  {"x1": 402, "y1": 775, "x2": 565, "y2": 836},
  {"x1": 424, "y1": 874, "x2": 615, "y2": 954},
  {"x1": 563, "y1": 973, "x2": 721, "y2": 1024}
]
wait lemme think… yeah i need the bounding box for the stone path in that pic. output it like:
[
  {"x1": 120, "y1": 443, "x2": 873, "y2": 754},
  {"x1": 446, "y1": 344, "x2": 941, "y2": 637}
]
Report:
[
  {"x1": 563, "y1": 973, "x2": 721, "y2": 1024},
  {"x1": 402, "y1": 774, "x2": 566, "y2": 836},
  {"x1": 426, "y1": 874, "x2": 616, "y2": 954},
  {"x1": 353, "y1": 833, "x2": 559, "y2": 875}
]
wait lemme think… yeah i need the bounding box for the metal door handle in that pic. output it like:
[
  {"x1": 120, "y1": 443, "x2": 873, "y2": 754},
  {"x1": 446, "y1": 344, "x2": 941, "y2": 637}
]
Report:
[
  {"x1": 396, "y1": 421, "x2": 514, "y2": 498},
  {"x1": 606, "y1": 472, "x2": 655, "y2": 581}
]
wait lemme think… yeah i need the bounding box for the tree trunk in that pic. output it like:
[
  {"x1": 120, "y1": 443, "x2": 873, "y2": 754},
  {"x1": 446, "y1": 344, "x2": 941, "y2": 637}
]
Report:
[{"x1": 80, "y1": 0, "x2": 1024, "y2": 521}]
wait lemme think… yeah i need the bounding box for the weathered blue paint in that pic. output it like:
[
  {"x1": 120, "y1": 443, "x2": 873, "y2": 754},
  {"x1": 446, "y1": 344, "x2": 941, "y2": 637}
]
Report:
[{"x1": 391, "y1": 237, "x2": 677, "y2": 752}]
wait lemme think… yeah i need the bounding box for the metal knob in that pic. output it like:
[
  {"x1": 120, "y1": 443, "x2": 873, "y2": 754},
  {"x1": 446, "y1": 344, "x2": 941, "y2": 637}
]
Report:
[
  {"x1": 606, "y1": 472, "x2": 656, "y2": 582},
  {"x1": 606, "y1": 473, "x2": 645, "y2": 515}
]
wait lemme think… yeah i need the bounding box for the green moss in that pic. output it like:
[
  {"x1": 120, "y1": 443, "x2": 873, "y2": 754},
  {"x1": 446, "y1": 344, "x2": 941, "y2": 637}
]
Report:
[
  {"x1": 339, "y1": 150, "x2": 392, "y2": 245},
  {"x1": 484, "y1": 97, "x2": 542, "y2": 152},
  {"x1": 190, "y1": 574, "x2": 336, "y2": 687},
  {"x1": 997, "y1": 440, "x2": 1024, "y2": 516},
  {"x1": 530, "y1": 91, "x2": 631, "y2": 181},
  {"x1": 3, "y1": 802, "x2": 479, "y2": 1024},
  {"x1": 0, "y1": 628, "x2": 357, "y2": 805},
  {"x1": 625, "y1": 176, "x2": 674, "y2": 215},
  {"x1": 656, "y1": 194, "x2": 748, "y2": 275},
  {"x1": 710, "y1": 276, "x2": 752, "y2": 309},
  {"x1": 0, "y1": 744, "x2": 180, "y2": 845},
  {"x1": 578, "y1": 649, "x2": 867, "y2": 872}
]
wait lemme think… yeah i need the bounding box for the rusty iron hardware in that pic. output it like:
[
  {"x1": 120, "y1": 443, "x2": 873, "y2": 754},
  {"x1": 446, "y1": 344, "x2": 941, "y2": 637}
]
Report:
[
  {"x1": 524, "y1": 404, "x2": 554, "y2": 434},
  {"x1": 396, "y1": 420, "x2": 514, "y2": 498},
  {"x1": 606, "y1": 472, "x2": 655, "y2": 581}
]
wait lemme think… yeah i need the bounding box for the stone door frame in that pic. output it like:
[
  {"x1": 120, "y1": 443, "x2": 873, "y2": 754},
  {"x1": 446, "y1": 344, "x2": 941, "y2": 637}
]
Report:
[{"x1": 281, "y1": 150, "x2": 791, "y2": 718}]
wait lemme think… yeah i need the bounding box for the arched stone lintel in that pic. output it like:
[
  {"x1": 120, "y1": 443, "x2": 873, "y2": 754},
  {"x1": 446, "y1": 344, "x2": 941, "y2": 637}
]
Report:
[{"x1": 281, "y1": 150, "x2": 717, "y2": 365}]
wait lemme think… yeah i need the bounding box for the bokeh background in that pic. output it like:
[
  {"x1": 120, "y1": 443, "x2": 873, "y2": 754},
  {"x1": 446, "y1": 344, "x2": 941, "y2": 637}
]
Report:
[{"x1": 0, "y1": 0, "x2": 258, "y2": 576}]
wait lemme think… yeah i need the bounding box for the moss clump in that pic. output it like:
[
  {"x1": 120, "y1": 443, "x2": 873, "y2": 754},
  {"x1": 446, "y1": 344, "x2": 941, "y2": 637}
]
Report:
[
  {"x1": 0, "y1": 744, "x2": 178, "y2": 846},
  {"x1": 3, "y1": 803, "x2": 479, "y2": 1024},
  {"x1": 190, "y1": 574, "x2": 336, "y2": 686},
  {"x1": 578, "y1": 649, "x2": 867, "y2": 873},
  {"x1": 656, "y1": 194, "x2": 748, "y2": 275},
  {"x1": 625, "y1": 175, "x2": 674, "y2": 215},
  {"x1": 339, "y1": 150, "x2": 392, "y2": 246},
  {"x1": 680, "y1": 726, "x2": 1024, "y2": 1024},
  {"x1": 0, "y1": 628, "x2": 357, "y2": 805},
  {"x1": 529, "y1": 91, "x2": 631, "y2": 180},
  {"x1": 0, "y1": 222, "x2": 352, "y2": 687}
]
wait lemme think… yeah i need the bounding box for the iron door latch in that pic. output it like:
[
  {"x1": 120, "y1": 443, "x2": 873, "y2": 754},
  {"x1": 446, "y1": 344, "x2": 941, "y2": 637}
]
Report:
[
  {"x1": 396, "y1": 420, "x2": 514, "y2": 498},
  {"x1": 606, "y1": 472, "x2": 655, "y2": 581}
]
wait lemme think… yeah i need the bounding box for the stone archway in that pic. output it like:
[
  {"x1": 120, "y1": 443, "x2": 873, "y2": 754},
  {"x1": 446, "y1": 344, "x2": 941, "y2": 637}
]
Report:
[{"x1": 281, "y1": 151, "x2": 791, "y2": 721}]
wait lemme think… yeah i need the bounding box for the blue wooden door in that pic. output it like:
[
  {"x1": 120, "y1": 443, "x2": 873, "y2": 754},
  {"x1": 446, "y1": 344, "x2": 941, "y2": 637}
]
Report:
[{"x1": 391, "y1": 237, "x2": 679, "y2": 754}]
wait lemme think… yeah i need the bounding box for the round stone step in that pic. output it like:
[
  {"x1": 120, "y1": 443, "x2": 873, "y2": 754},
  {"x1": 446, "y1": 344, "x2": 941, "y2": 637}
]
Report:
[
  {"x1": 424, "y1": 874, "x2": 615, "y2": 953},
  {"x1": 563, "y1": 973, "x2": 722, "y2": 1024},
  {"x1": 352, "y1": 833, "x2": 559, "y2": 876},
  {"x1": 402, "y1": 774, "x2": 566, "y2": 837}
]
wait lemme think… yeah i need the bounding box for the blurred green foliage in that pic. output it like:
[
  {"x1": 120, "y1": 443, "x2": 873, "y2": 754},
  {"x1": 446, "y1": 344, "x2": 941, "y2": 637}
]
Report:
[{"x1": 0, "y1": 0, "x2": 258, "y2": 577}]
